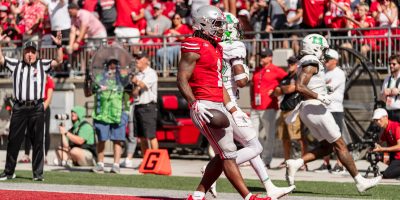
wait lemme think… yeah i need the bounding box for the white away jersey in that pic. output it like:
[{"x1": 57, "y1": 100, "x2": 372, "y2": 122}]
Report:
[
  {"x1": 298, "y1": 55, "x2": 328, "y2": 95},
  {"x1": 219, "y1": 41, "x2": 247, "y2": 102}
]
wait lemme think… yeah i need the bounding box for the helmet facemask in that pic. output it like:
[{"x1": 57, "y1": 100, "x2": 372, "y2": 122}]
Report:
[
  {"x1": 192, "y1": 5, "x2": 226, "y2": 42},
  {"x1": 222, "y1": 12, "x2": 243, "y2": 41}
]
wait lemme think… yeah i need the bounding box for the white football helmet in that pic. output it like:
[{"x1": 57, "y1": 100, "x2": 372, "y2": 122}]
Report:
[
  {"x1": 192, "y1": 5, "x2": 226, "y2": 41},
  {"x1": 222, "y1": 12, "x2": 241, "y2": 41},
  {"x1": 300, "y1": 34, "x2": 329, "y2": 60}
]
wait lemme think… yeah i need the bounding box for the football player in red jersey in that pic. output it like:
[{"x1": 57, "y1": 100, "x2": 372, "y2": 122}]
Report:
[{"x1": 177, "y1": 5, "x2": 271, "y2": 200}]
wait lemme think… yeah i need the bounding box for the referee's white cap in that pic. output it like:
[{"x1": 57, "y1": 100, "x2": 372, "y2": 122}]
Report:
[{"x1": 372, "y1": 108, "x2": 388, "y2": 120}]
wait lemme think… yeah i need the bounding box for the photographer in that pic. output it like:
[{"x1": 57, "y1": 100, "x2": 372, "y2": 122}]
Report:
[
  {"x1": 55, "y1": 106, "x2": 96, "y2": 167},
  {"x1": 372, "y1": 108, "x2": 400, "y2": 179}
]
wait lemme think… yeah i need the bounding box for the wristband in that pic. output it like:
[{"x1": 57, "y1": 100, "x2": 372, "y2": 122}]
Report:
[
  {"x1": 56, "y1": 44, "x2": 62, "y2": 48},
  {"x1": 225, "y1": 101, "x2": 236, "y2": 111}
]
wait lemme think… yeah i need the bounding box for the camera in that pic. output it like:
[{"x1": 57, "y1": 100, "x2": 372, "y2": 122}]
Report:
[
  {"x1": 55, "y1": 114, "x2": 69, "y2": 120},
  {"x1": 366, "y1": 151, "x2": 384, "y2": 165},
  {"x1": 363, "y1": 123, "x2": 383, "y2": 177}
]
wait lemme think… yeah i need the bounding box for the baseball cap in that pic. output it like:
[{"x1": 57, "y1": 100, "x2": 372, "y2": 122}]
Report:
[
  {"x1": 133, "y1": 51, "x2": 148, "y2": 59},
  {"x1": 372, "y1": 108, "x2": 388, "y2": 120},
  {"x1": 287, "y1": 56, "x2": 298, "y2": 64},
  {"x1": 238, "y1": 9, "x2": 250, "y2": 20},
  {"x1": 260, "y1": 48, "x2": 273, "y2": 57},
  {"x1": 153, "y1": 3, "x2": 162, "y2": 9},
  {"x1": 326, "y1": 49, "x2": 339, "y2": 60},
  {"x1": 23, "y1": 41, "x2": 37, "y2": 51}
]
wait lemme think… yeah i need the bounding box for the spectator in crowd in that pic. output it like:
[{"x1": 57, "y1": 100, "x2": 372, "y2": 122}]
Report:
[
  {"x1": 381, "y1": 54, "x2": 400, "y2": 122},
  {"x1": 274, "y1": 56, "x2": 307, "y2": 169},
  {"x1": 55, "y1": 106, "x2": 96, "y2": 167},
  {"x1": 16, "y1": 0, "x2": 46, "y2": 42},
  {"x1": 67, "y1": 3, "x2": 107, "y2": 53},
  {"x1": 371, "y1": 0, "x2": 398, "y2": 28},
  {"x1": 223, "y1": 0, "x2": 236, "y2": 15},
  {"x1": 266, "y1": 0, "x2": 287, "y2": 39},
  {"x1": 114, "y1": 0, "x2": 145, "y2": 44},
  {"x1": 97, "y1": 0, "x2": 117, "y2": 36},
  {"x1": 324, "y1": 0, "x2": 352, "y2": 35},
  {"x1": 156, "y1": 13, "x2": 192, "y2": 71},
  {"x1": 313, "y1": 49, "x2": 348, "y2": 174},
  {"x1": 372, "y1": 108, "x2": 400, "y2": 179},
  {"x1": 175, "y1": 0, "x2": 191, "y2": 24},
  {"x1": 0, "y1": 6, "x2": 23, "y2": 45},
  {"x1": 324, "y1": 0, "x2": 353, "y2": 66},
  {"x1": 275, "y1": 0, "x2": 303, "y2": 55},
  {"x1": 40, "y1": 0, "x2": 71, "y2": 45},
  {"x1": 237, "y1": 9, "x2": 254, "y2": 38},
  {"x1": 144, "y1": 3, "x2": 172, "y2": 43},
  {"x1": 131, "y1": 51, "x2": 159, "y2": 155},
  {"x1": 19, "y1": 74, "x2": 55, "y2": 164},
  {"x1": 345, "y1": 3, "x2": 377, "y2": 56},
  {"x1": 301, "y1": 0, "x2": 325, "y2": 29},
  {"x1": 250, "y1": 48, "x2": 287, "y2": 168},
  {"x1": 41, "y1": 9, "x2": 53, "y2": 46},
  {"x1": 120, "y1": 99, "x2": 138, "y2": 168},
  {"x1": 249, "y1": 0, "x2": 268, "y2": 39},
  {"x1": 85, "y1": 58, "x2": 130, "y2": 174},
  {"x1": 0, "y1": 33, "x2": 63, "y2": 181}
]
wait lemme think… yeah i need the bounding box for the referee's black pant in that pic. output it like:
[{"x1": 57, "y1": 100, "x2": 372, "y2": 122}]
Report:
[{"x1": 4, "y1": 102, "x2": 45, "y2": 178}]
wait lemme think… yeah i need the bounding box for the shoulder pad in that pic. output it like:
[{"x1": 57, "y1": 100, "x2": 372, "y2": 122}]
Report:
[
  {"x1": 299, "y1": 55, "x2": 320, "y2": 68},
  {"x1": 220, "y1": 41, "x2": 246, "y2": 60},
  {"x1": 181, "y1": 37, "x2": 202, "y2": 53}
]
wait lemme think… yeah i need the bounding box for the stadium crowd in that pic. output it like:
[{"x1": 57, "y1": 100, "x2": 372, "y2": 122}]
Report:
[{"x1": 0, "y1": 0, "x2": 398, "y2": 48}]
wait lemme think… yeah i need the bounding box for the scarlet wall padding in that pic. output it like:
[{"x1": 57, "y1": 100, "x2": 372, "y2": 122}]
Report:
[
  {"x1": 175, "y1": 119, "x2": 201, "y2": 145},
  {"x1": 161, "y1": 95, "x2": 178, "y2": 110}
]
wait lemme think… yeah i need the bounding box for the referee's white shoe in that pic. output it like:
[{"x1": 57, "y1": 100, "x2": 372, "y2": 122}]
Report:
[
  {"x1": 285, "y1": 159, "x2": 303, "y2": 186},
  {"x1": 356, "y1": 175, "x2": 382, "y2": 193}
]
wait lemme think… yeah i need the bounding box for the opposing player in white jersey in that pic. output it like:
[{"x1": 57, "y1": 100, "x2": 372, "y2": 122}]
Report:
[
  {"x1": 285, "y1": 33, "x2": 381, "y2": 192},
  {"x1": 203, "y1": 12, "x2": 295, "y2": 199}
]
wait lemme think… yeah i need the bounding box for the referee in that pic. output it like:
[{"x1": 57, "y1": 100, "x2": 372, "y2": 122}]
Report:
[{"x1": 0, "y1": 32, "x2": 63, "y2": 181}]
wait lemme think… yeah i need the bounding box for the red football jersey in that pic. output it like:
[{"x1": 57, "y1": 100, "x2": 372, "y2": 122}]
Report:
[{"x1": 181, "y1": 37, "x2": 224, "y2": 102}]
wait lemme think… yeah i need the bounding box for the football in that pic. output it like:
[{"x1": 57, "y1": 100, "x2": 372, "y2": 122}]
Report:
[{"x1": 206, "y1": 109, "x2": 230, "y2": 129}]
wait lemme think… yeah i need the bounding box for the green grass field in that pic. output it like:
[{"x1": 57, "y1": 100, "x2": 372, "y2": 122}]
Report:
[{"x1": 4, "y1": 170, "x2": 398, "y2": 199}]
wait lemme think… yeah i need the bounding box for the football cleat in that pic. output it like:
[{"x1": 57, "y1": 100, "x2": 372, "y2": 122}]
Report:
[
  {"x1": 186, "y1": 194, "x2": 205, "y2": 200},
  {"x1": 356, "y1": 176, "x2": 382, "y2": 193},
  {"x1": 249, "y1": 194, "x2": 272, "y2": 200}
]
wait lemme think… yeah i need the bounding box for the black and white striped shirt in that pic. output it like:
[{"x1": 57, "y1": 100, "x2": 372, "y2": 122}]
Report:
[{"x1": 4, "y1": 57, "x2": 53, "y2": 101}]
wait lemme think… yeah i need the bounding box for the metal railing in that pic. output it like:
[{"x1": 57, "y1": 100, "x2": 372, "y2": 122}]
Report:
[{"x1": 0, "y1": 27, "x2": 399, "y2": 78}]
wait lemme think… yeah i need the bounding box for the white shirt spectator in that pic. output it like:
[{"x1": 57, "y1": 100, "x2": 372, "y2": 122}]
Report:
[
  {"x1": 134, "y1": 66, "x2": 158, "y2": 105},
  {"x1": 43, "y1": 0, "x2": 71, "y2": 31},
  {"x1": 381, "y1": 73, "x2": 400, "y2": 110},
  {"x1": 325, "y1": 66, "x2": 346, "y2": 112}
]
